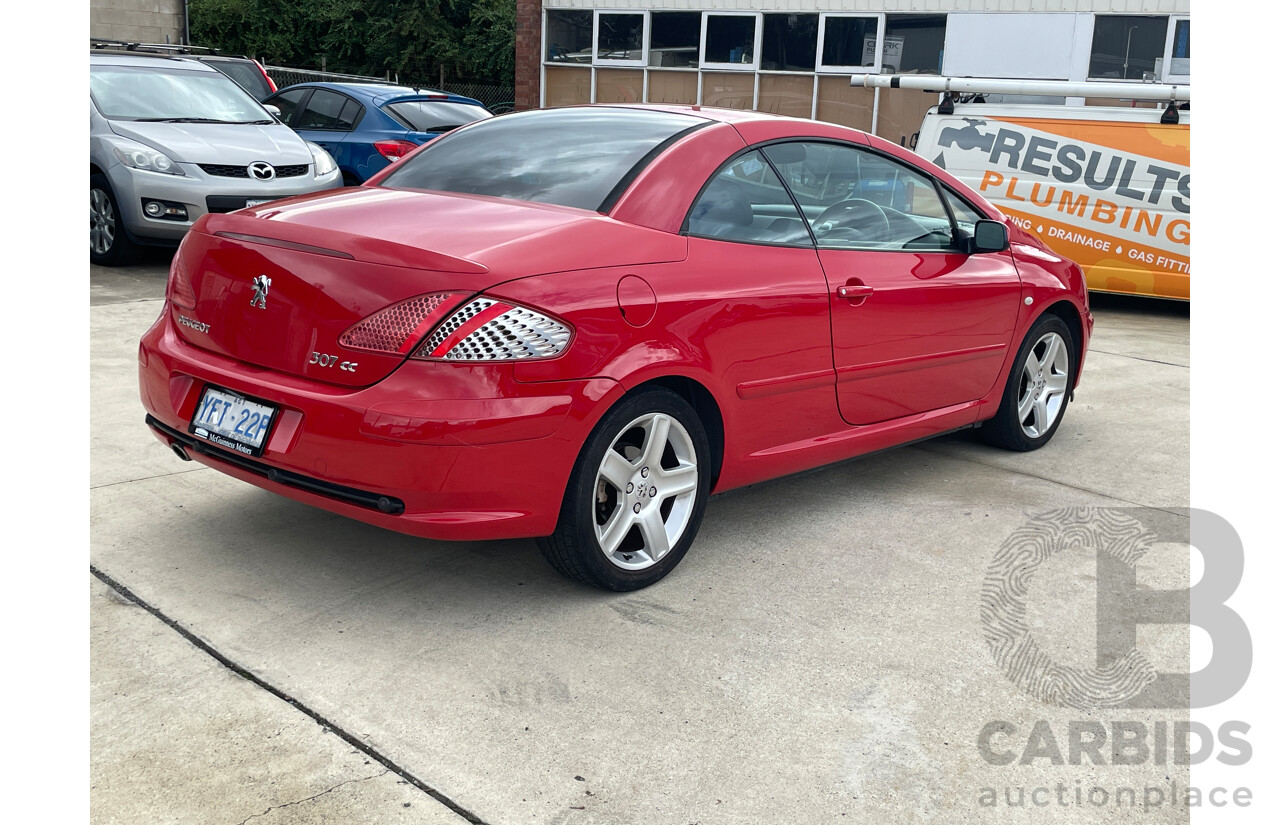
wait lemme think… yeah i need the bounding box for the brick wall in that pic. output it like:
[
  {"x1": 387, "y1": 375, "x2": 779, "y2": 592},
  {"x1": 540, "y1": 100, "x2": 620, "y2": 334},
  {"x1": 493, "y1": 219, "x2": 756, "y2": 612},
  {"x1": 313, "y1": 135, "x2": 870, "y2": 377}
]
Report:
[
  {"x1": 90, "y1": 0, "x2": 187, "y2": 45},
  {"x1": 515, "y1": 0, "x2": 542, "y2": 111}
]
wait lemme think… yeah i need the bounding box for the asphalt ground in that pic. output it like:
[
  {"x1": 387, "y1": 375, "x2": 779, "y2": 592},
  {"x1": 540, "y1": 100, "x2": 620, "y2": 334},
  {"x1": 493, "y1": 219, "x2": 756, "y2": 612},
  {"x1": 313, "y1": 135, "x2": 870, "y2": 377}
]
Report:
[{"x1": 90, "y1": 249, "x2": 1191, "y2": 824}]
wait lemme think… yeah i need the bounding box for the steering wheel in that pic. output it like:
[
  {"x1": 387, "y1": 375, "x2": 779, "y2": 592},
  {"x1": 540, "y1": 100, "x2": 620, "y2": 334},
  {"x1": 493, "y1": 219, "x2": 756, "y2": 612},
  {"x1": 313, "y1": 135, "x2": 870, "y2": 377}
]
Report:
[{"x1": 813, "y1": 198, "x2": 892, "y2": 243}]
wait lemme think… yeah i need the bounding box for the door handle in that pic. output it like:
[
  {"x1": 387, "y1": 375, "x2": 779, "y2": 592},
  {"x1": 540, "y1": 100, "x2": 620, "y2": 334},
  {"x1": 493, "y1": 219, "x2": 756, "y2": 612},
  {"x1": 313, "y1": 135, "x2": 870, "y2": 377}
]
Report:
[{"x1": 837, "y1": 284, "x2": 874, "y2": 304}]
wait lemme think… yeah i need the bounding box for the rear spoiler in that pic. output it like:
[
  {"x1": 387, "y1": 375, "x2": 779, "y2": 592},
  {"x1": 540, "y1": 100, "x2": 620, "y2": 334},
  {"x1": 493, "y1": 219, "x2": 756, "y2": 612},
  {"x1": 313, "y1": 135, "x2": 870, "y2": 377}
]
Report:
[{"x1": 199, "y1": 210, "x2": 489, "y2": 275}]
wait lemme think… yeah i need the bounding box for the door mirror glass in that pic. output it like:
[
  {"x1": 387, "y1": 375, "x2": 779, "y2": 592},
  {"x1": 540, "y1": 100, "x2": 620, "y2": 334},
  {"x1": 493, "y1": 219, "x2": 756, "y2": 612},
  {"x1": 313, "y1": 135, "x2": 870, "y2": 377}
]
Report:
[{"x1": 971, "y1": 219, "x2": 1008, "y2": 253}]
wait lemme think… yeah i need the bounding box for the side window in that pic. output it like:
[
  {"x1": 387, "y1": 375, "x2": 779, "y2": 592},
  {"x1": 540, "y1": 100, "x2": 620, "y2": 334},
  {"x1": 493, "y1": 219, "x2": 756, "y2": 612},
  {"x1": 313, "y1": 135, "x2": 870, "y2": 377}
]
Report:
[
  {"x1": 297, "y1": 90, "x2": 354, "y2": 130},
  {"x1": 686, "y1": 150, "x2": 811, "y2": 246},
  {"x1": 269, "y1": 88, "x2": 308, "y2": 123},
  {"x1": 336, "y1": 99, "x2": 363, "y2": 130},
  {"x1": 943, "y1": 190, "x2": 985, "y2": 242},
  {"x1": 764, "y1": 142, "x2": 957, "y2": 251}
]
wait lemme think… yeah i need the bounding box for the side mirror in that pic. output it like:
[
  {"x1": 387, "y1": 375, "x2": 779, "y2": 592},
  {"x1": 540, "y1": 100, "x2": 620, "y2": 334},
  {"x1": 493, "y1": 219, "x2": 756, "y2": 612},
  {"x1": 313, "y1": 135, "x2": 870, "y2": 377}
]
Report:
[
  {"x1": 970, "y1": 219, "x2": 1008, "y2": 254},
  {"x1": 263, "y1": 104, "x2": 282, "y2": 119}
]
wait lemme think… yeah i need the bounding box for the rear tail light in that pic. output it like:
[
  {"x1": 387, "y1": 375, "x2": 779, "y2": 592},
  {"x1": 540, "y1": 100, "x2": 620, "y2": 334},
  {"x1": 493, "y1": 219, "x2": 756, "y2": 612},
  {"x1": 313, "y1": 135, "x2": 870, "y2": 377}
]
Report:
[
  {"x1": 413, "y1": 297, "x2": 572, "y2": 361},
  {"x1": 339, "y1": 292, "x2": 468, "y2": 354},
  {"x1": 256, "y1": 60, "x2": 278, "y2": 94},
  {"x1": 374, "y1": 140, "x2": 419, "y2": 162},
  {"x1": 167, "y1": 251, "x2": 196, "y2": 309}
]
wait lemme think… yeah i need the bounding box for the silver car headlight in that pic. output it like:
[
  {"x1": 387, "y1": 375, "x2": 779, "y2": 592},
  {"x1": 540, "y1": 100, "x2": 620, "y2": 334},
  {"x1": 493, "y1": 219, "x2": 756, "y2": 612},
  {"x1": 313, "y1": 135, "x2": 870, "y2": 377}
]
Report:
[
  {"x1": 112, "y1": 140, "x2": 185, "y2": 176},
  {"x1": 307, "y1": 142, "x2": 337, "y2": 177}
]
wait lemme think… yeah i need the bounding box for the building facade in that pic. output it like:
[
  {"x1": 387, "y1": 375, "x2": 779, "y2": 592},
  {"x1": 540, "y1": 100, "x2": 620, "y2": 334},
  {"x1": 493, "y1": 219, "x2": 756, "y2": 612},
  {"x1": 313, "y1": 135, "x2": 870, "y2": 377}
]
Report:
[
  {"x1": 514, "y1": 0, "x2": 1190, "y2": 146},
  {"x1": 90, "y1": 0, "x2": 188, "y2": 46}
]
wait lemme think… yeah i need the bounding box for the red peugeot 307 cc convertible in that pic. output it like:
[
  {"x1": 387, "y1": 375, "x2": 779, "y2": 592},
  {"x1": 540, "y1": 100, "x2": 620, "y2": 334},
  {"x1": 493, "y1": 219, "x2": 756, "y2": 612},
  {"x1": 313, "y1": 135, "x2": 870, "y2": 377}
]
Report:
[{"x1": 140, "y1": 104, "x2": 1092, "y2": 590}]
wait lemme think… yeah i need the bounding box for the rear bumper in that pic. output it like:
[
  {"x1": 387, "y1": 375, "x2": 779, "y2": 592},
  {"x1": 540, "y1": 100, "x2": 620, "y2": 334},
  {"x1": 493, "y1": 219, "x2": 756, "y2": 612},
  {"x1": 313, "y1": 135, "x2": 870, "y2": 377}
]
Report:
[{"x1": 139, "y1": 310, "x2": 622, "y2": 541}]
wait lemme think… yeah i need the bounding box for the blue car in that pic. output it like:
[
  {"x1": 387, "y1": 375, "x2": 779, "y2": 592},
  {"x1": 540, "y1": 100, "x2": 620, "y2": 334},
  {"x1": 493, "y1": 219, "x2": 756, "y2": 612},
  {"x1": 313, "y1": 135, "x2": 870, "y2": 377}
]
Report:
[{"x1": 262, "y1": 82, "x2": 494, "y2": 184}]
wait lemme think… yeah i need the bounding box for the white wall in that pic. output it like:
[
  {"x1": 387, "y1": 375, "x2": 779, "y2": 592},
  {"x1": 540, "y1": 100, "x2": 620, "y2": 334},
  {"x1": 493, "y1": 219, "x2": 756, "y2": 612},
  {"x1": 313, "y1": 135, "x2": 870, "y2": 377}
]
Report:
[{"x1": 942, "y1": 13, "x2": 1083, "y2": 79}]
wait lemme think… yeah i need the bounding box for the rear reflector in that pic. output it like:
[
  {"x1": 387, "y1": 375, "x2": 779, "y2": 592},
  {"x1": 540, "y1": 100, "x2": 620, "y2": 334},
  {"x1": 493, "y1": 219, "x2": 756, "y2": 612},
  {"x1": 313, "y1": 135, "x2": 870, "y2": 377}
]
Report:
[{"x1": 339, "y1": 292, "x2": 468, "y2": 355}]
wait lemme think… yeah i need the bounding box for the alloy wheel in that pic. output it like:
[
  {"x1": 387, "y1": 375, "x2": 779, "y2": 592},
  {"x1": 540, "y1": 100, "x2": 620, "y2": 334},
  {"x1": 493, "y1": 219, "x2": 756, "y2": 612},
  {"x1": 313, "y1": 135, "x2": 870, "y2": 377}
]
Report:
[
  {"x1": 1016, "y1": 331, "x2": 1070, "y2": 438},
  {"x1": 593, "y1": 412, "x2": 699, "y2": 571},
  {"x1": 91, "y1": 188, "x2": 116, "y2": 255}
]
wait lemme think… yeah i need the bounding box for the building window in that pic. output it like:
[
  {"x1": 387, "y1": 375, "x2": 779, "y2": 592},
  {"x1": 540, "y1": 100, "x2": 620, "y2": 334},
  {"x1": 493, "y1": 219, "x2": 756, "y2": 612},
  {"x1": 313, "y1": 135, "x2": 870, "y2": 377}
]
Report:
[
  {"x1": 1172, "y1": 19, "x2": 1190, "y2": 59},
  {"x1": 650, "y1": 12, "x2": 700, "y2": 68},
  {"x1": 702, "y1": 13, "x2": 760, "y2": 70},
  {"x1": 1088, "y1": 15, "x2": 1168, "y2": 80},
  {"x1": 544, "y1": 65, "x2": 592, "y2": 106},
  {"x1": 1160, "y1": 17, "x2": 1190, "y2": 81},
  {"x1": 546, "y1": 10, "x2": 593, "y2": 63},
  {"x1": 761, "y1": 14, "x2": 818, "y2": 72},
  {"x1": 818, "y1": 15, "x2": 882, "y2": 73},
  {"x1": 883, "y1": 15, "x2": 947, "y2": 75},
  {"x1": 815, "y1": 76, "x2": 875, "y2": 130},
  {"x1": 647, "y1": 71, "x2": 698, "y2": 105},
  {"x1": 536, "y1": 8, "x2": 948, "y2": 134},
  {"x1": 702, "y1": 72, "x2": 756, "y2": 109},
  {"x1": 759, "y1": 74, "x2": 815, "y2": 119},
  {"x1": 596, "y1": 68, "x2": 645, "y2": 103},
  {"x1": 596, "y1": 12, "x2": 646, "y2": 65}
]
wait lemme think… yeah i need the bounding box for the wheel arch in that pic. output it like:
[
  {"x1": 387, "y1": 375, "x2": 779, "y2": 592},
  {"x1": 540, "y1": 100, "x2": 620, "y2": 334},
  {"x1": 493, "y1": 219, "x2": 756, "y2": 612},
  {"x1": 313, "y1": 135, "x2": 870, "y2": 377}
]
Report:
[
  {"x1": 622, "y1": 375, "x2": 725, "y2": 491},
  {"x1": 1040, "y1": 299, "x2": 1085, "y2": 389}
]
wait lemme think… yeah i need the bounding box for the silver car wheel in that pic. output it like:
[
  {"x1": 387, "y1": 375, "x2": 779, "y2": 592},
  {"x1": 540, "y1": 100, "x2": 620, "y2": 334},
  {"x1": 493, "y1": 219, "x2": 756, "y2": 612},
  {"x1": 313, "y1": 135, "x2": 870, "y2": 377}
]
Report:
[
  {"x1": 1016, "y1": 331, "x2": 1070, "y2": 438},
  {"x1": 91, "y1": 187, "x2": 116, "y2": 255},
  {"x1": 593, "y1": 411, "x2": 699, "y2": 571}
]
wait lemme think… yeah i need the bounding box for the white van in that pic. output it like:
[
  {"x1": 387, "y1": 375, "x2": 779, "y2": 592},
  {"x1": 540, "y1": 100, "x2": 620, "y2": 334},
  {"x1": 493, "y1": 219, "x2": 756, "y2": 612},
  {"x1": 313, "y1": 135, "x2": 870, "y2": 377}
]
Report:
[{"x1": 913, "y1": 103, "x2": 1189, "y2": 300}]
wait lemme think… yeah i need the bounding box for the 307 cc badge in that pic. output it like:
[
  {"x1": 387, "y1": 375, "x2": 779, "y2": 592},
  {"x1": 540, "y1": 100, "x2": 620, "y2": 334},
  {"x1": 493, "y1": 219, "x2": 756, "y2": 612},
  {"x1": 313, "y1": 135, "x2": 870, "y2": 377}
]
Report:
[{"x1": 310, "y1": 352, "x2": 358, "y2": 372}]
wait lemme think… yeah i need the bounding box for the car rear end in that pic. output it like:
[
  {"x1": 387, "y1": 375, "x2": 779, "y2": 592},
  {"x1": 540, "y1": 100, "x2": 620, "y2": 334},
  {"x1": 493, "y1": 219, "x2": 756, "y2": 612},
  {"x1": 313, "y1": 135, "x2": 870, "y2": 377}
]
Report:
[
  {"x1": 138, "y1": 108, "x2": 714, "y2": 541},
  {"x1": 365, "y1": 92, "x2": 494, "y2": 170},
  {"x1": 196, "y1": 55, "x2": 278, "y2": 101},
  {"x1": 138, "y1": 196, "x2": 629, "y2": 540}
]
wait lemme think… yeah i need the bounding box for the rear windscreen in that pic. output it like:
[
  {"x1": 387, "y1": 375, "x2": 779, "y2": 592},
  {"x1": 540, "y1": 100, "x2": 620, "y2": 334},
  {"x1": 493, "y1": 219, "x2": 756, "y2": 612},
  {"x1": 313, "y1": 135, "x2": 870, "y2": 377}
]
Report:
[
  {"x1": 384, "y1": 100, "x2": 492, "y2": 132},
  {"x1": 206, "y1": 60, "x2": 270, "y2": 100},
  {"x1": 377, "y1": 108, "x2": 704, "y2": 211}
]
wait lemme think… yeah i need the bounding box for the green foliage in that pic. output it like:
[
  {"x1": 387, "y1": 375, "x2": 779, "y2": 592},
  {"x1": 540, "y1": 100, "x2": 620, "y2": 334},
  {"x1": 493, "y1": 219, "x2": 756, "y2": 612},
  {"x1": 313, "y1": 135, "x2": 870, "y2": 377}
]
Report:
[{"x1": 189, "y1": 0, "x2": 515, "y2": 84}]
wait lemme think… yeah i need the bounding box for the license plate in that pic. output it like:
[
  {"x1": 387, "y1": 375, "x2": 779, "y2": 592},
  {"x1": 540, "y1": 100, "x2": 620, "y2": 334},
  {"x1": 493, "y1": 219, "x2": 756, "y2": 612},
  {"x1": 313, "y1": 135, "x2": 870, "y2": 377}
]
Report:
[
  {"x1": 189, "y1": 385, "x2": 277, "y2": 456},
  {"x1": 245, "y1": 199, "x2": 272, "y2": 208}
]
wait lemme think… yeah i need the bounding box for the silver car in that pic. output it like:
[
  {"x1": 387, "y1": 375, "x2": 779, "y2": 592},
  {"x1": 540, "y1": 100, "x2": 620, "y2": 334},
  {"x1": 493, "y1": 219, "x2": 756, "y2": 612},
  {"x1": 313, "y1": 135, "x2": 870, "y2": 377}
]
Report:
[{"x1": 90, "y1": 52, "x2": 342, "y2": 265}]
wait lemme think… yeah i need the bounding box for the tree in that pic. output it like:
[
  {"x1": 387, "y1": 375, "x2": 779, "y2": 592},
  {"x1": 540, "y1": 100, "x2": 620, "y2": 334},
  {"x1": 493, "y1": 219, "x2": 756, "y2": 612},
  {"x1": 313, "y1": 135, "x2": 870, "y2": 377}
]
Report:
[{"x1": 188, "y1": 0, "x2": 515, "y2": 84}]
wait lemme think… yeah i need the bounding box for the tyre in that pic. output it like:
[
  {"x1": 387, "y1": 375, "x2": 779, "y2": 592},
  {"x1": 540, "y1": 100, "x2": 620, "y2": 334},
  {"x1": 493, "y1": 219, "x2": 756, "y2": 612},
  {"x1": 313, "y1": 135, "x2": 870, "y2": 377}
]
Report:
[
  {"x1": 981, "y1": 314, "x2": 1076, "y2": 451},
  {"x1": 90, "y1": 173, "x2": 140, "y2": 266},
  {"x1": 537, "y1": 388, "x2": 711, "y2": 591}
]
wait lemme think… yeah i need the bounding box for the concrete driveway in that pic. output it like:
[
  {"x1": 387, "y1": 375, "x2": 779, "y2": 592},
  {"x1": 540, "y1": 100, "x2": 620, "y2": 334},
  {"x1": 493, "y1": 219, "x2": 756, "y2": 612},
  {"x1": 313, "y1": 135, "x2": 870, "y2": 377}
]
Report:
[{"x1": 91, "y1": 250, "x2": 1190, "y2": 824}]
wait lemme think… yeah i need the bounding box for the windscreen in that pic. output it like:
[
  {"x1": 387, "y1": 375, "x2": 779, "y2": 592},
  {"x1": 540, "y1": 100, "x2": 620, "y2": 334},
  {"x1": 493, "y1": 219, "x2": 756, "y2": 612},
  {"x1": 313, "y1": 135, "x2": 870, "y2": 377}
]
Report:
[
  {"x1": 384, "y1": 100, "x2": 493, "y2": 132},
  {"x1": 90, "y1": 64, "x2": 269, "y2": 122},
  {"x1": 378, "y1": 108, "x2": 704, "y2": 211}
]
